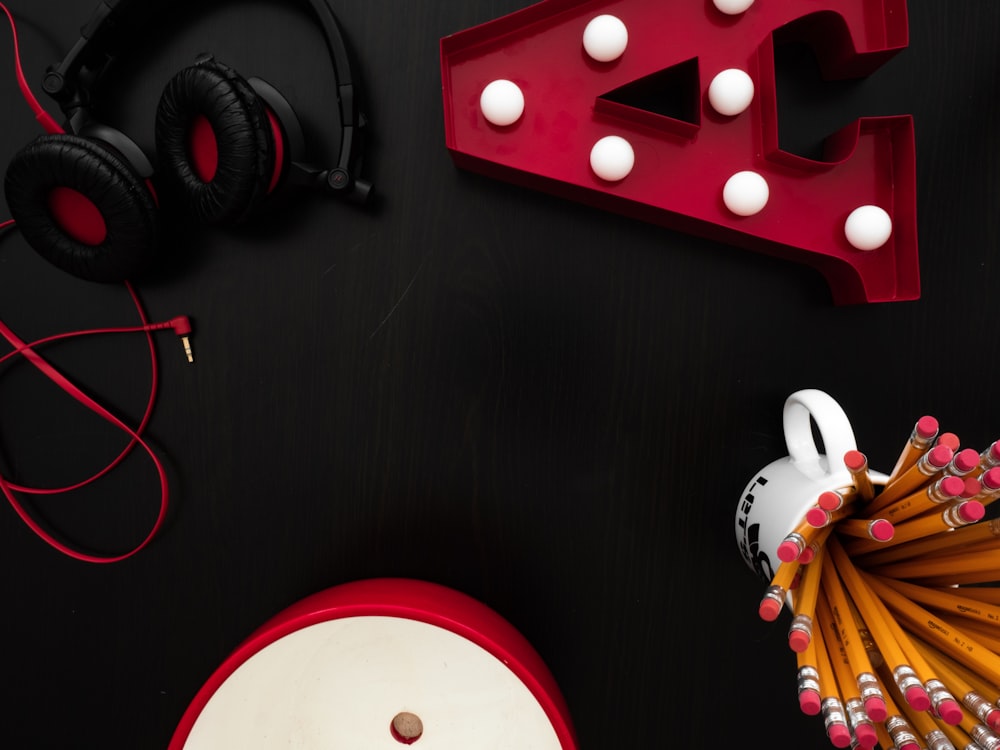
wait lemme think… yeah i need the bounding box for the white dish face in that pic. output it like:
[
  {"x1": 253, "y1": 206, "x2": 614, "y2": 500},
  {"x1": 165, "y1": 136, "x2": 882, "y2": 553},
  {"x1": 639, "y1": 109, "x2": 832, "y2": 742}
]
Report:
[{"x1": 183, "y1": 615, "x2": 564, "y2": 749}]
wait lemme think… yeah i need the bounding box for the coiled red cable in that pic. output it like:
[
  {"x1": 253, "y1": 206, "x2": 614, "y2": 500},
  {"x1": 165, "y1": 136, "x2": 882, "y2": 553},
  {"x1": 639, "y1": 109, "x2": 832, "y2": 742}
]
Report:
[{"x1": 0, "y1": 5, "x2": 188, "y2": 562}]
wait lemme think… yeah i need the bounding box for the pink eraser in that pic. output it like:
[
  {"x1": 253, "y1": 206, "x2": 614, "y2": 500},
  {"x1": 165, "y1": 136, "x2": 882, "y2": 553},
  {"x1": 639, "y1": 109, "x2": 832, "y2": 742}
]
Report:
[
  {"x1": 939, "y1": 475, "x2": 965, "y2": 498},
  {"x1": 799, "y1": 689, "x2": 821, "y2": 715},
  {"x1": 777, "y1": 539, "x2": 802, "y2": 562},
  {"x1": 983, "y1": 467, "x2": 1000, "y2": 491},
  {"x1": 758, "y1": 598, "x2": 782, "y2": 621},
  {"x1": 955, "y1": 448, "x2": 981, "y2": 472},
  {"x1": 959, "y1": 500, "x2": 986, "y2": 523},
  {"x1": 864, "y1": 696, "x2": 887, "y2": 722},
  {"x1": 935, "y1": 431, "x2": 960, "y2": 450},
  {"x1": 905, "y1": 685, "x2": 930, "y2": 711},
  {"x1": 916, "y1": 415, "x2": 939, "y2": 438},
  {"x1": 897, "y1": 741, "x2": 921, "y2": 750},
  {"x1": 844, "y1": 450, "x2": 867, "y2": 471},
  {"x1": 797, "y1": 546, "x2": 816, "y2": 564},
  {"x1": 987, "y1": 708, "x2": 1000, "y2": 732},
  {"x1": 806, "y1": 507, "x2": 829, "y2": 527},
  {"x1": 928, "y1": 444, "x2": 954, "y2": 468},
  {"x1": 870, "y1": 519, "x2": 894, "y2": 541},
  {"x1": 827, "y1": 722, "x2": 852, "y2": 748},
  {"x1": 963, "y1": 476, "x2": 982, "y2": 498},
  {"x1": 788, "y1": 630, "x2": 810, "y2": 653},
  {"x1": 818, "y1": 490, "x2": 843, "y2": 510},
  {"x1": 854, "y1": 723, "x2": 878, "y2": 748},
  {"x1": 936, "y1": 698, "x2": 963, "y2": 725}
]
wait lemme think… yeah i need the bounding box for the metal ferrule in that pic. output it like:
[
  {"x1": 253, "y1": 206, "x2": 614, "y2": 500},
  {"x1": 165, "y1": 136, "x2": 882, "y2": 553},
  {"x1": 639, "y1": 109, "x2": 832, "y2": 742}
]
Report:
[
  {"x1": 942, "y1": 502, "x2": 975, "y2": 528},
  {"x1": 781, "y1": 532, "x2": 806, "y2": 557},
  {"x1": 912, "y1": 428, "x2": 935, "y2": 450},
  {"x1": 928, "y1": 478, "x2": 957, "y2": 503},
  {"x1": 798, "y1": 665, "x2": 820, "y2": 695},
  {"x1": 822, "y1": 696, "x2": 848, "y2": 731},
  {"x1": 893, "y1": 664, "x2": 923, "y2": 695},
  {"x1": 917, "y1": 448, "x2": 945, "y2": 475},
  {"x1": 788, "y1": 613, "x2": 812, "y2": 639},
  {"x1": 761, "y1": 584, "x2": 785, "y2": 609},
  {"x1": 926, "y1": 678, "x2": 956, "y2": 715},
  {"x1": 964, "y1": 691, "x2": 994, "y2": 724},
  {"x1": 857, "y1": 672, "x2": 883, "y2": 704},
  {"x1": 886, "y1": 714, "x2": 919, "y2": 748},
  {"x1": 971, "y1": 723, "x2": 1000, "y2": 750},
  {"x1": 925, "y1": 728, "x2": 952, "y2": 750},
  {"x1": 845, "y1": 697, "x2": 873, "y2": 733},
  {"x1": 982, "y1": 442, "x2": 1000, "y2": 470}
]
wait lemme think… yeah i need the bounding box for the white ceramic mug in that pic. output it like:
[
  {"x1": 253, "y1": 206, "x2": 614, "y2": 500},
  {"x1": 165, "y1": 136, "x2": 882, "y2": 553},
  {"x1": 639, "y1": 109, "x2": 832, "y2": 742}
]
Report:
[{"x1": 735, "y1": 389, "x2": 862, "y2": 581}]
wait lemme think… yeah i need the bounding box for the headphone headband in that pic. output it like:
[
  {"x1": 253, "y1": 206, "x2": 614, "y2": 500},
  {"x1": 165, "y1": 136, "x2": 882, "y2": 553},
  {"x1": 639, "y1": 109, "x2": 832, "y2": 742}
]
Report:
[{"x1": 41, "y1": 0, "x2": 368, "y2": 200}]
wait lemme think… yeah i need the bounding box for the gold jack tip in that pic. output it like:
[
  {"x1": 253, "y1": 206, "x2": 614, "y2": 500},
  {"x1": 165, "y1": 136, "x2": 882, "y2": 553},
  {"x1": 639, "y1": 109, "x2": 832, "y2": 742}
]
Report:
[{"x1": 181, "y1": 336, "x2": 194, "y2": 363}]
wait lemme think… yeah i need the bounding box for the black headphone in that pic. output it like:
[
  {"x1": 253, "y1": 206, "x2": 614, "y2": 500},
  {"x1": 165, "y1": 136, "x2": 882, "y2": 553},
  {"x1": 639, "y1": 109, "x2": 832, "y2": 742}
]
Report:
[{"x1": 3, "y1": 0, "x2": 372, "y2": 283}]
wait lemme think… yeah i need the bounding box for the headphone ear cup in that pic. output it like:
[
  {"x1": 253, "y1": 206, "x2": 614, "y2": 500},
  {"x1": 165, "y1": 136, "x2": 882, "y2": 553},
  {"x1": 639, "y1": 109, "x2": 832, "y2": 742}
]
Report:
[
  {"x1": 155, "y1": 58, "x2": 275, "y2": 225},
  {"x1": 4, "y1": 134, "x2": 159, "y2": 283}
]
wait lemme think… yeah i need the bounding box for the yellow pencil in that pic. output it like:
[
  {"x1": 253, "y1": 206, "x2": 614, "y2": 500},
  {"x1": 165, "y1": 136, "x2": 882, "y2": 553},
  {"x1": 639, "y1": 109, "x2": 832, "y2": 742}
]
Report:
[
  {"x1": 934, "y1": 718, "x2": 978, "y2": 750},
  {"x1": 797, "y1": 525, "x2": 834, "y2": 565},
  {"x1": 810, "y1": 618, "x2": 853, "y2": 748},
  {"x1": 844, "y1": 450, "x2": 876, "y2": 502},
  {"x1": 825, "y1": 538, "x2": 931, "y2": 711},
  {"x1": 862, "y1": 573, "x2": 1000, "y2": 686},
  {"x1": 869, "y1": 574, "x2": 1000, "y2": 631},
  {"x1": 776, "y1": 513, "x2": 826, "y2": 563},
  {"x1": 886, "y1": 415, "x2": 939, "y2": 484},
  {"x1": 788, "y1": 544, "x2": 824, "y2": 652},
  {"x1": 934, "y1": 585, "x2": 1000, "y2": 607},
  {"x1": 866, "y1": 545, "x2": 1000, "y2": 582},
  {"x1": 870, "y1": 443, "x2": 952, "y2": 513},
  {"x1": 849, "y1": 580, "x2": 964, "y2": 727},
  {"x1": 853, "y1": 517, "x2": 1000, "y2": 567},
  {"x1": 912, "y1": 636, "x2": 1000, "y2": 717},
  {"x1": 913, "y1": 638, "x2": 1000, "y2": 732},
  {"x1": 819, "y1": 551, "x2": 887, "y2": 721},
  {"x1": 862, "y1": 474, "x2": 965, "y2": 525},
  {"x1": 844, "y1": 499, "x2": 985, "y2": 556},
  {"x1": 958, "y1": 704, "x2": 1000, "y2": 750},
  {"x1": 893, "y1": 680, "x2": 953, "y2": 749},
  {"x1": 758, "y1": 557, "x2": 801, "y2": 622},
  {"x1": 834, "y1": 516, "x2": 894, "y2": 542},
  {"x1": 932, "y1": 615, "x2": 1000, "y2": 653},
  {"x1": 796, "y1": 635, "x2": 822, "y2": 716},
  {"x1": 876, "y1": 662, "x2": 928, "y2": 750},
  {"x1": 975, "y1": 466, "x2": 1000, "y2": 508},
  {"x1": 816, "y1": 592, "x2": 879, "y2": 748}
]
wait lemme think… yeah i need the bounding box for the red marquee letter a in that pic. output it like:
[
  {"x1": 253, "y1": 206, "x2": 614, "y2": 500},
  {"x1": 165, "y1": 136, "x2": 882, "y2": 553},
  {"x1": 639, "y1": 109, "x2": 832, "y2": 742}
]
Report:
[{"x1": 441, "y1": 0, "x2": 917, "y2": 305}]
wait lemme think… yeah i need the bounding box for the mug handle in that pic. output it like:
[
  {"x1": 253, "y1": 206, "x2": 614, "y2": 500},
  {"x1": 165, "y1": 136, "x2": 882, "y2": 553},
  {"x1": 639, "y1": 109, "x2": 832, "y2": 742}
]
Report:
[{"x1": 782, "y1": 389, "x2": 857, "y2": 478}]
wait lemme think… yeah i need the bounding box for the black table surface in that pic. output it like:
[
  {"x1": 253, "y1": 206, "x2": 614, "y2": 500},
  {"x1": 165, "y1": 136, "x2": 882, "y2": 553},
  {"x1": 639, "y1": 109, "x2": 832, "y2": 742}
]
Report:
[{"x1": 0, "y1": 0, "x2": 998, "y2": 747}]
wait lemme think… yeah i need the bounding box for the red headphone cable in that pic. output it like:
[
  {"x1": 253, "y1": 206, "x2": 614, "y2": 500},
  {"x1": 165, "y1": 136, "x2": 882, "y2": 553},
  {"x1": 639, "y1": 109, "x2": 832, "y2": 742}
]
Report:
[
  {"x1": 0, "y1": 222, "x2": 192, "y2": 563},
  {"x1": 0, "y1": 2, "x2": 62, "y2": 134},
  {"x1": 0, "y1": 6, "x2": 192, "y2": 562}
]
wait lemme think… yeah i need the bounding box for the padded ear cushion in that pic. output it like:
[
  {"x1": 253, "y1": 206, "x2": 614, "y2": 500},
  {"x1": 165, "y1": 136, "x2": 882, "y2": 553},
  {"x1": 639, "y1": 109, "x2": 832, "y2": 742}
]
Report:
[
  {"x1": 155, "y1": 58, "x2": 275, "y2": 224},
  {"x1": 3, "y1": 134, "x2": 159, "y2": 283}
]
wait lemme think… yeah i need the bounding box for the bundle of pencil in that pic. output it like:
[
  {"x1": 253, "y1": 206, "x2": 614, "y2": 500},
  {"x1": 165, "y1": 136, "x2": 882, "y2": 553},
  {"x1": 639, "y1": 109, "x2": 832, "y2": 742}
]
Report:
[{"x1": 756, "y1": 417, "x2": 1000, "y2": 749}]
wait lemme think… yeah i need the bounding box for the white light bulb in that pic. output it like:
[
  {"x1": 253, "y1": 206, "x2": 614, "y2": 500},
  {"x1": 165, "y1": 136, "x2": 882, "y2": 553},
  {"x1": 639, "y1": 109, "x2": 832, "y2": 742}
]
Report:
[
  {"x1": 589, "y1": 136, "x2": 635, "y2": 182},
  {"x1": 708, "y1": 69, "x2": 754, "y2": 116},
  {"x1": 479, "y1": 79, "x2": 525, "y2": 127},
  {"x1": 582, "y1": 15, "x2": 628, "y2": 62},
  {"x1": 723, "y1": 171, "x2": 769, "y2": 216},
  {"x1": 844, "y1": 205, "x2": 892, "y2": 250},
  {"x1": 713, "y1": 0, "x2": 755, "y2": 15}
]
